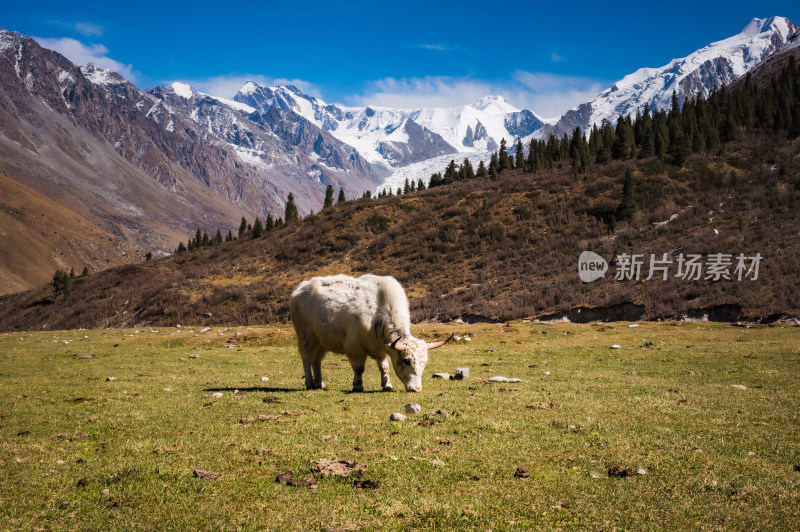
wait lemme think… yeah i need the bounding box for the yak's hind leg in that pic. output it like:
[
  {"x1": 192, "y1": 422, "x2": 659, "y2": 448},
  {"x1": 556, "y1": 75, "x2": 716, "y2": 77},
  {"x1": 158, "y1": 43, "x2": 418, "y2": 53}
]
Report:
[
  {"x1": 310, "y1": 348, "x2": 326, "y2": 389},
  {"x1": 347, "y1": 353, "x2": 367, "y2": 392},
  {"x1": 377, "y1": 355, "x2": 393, "y2": 391},
  {"x1": 297, "y1": 332, "x2": 326, "y2": 390}
]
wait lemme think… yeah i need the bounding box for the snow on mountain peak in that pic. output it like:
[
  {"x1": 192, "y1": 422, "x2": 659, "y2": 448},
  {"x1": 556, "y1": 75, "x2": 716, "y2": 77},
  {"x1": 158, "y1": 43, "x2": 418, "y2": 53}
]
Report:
[
  {"x1": 556, "y1": 15, "x2": 798, "y2": 135},
  {"x1": 239, "y1": 81, "x2": 258, "y2": 95},
  {"x1": 470, "y1": 95, "x2": 519, "y2": 114},
  {"x1": 170, "y1": 82, "x2": 194, "y2": 99},
  {"x1": 0, "y1": 29, "x2": 23, "y2": 52},
  {"x1": 740, "y1": 17, "x2": 780, "y2": 36},
  {"x1": 81, "y1": 63, "x2": 125, "y2": 86}
]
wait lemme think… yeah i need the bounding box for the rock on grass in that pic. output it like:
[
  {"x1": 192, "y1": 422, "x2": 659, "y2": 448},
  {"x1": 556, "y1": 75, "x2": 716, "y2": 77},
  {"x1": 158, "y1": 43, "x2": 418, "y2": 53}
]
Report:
[
  {"x1": 276, "y1": 471, "x2": 317, "y2": 488},
  {"x1": 193, "y1": 469, "x2": 221, "y2": 480},
  {"x1": 312, "y1": 459, "x2": 367, "y2": 477}
]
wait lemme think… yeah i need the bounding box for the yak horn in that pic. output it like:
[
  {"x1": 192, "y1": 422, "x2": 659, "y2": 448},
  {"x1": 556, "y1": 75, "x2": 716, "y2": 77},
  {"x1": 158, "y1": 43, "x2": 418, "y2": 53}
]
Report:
[
  {"x1": 390, "y1": 337, "x2": 405, "y2": 351},
  {"x1": 427, "y1": 333, "x2": 455, "y2": 350}
]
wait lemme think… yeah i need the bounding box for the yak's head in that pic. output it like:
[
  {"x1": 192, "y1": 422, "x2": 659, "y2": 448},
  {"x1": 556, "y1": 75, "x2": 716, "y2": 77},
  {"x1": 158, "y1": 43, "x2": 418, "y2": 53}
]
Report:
[{"x1": 388, "y1": 333, "x2": 454, "y2": 392}]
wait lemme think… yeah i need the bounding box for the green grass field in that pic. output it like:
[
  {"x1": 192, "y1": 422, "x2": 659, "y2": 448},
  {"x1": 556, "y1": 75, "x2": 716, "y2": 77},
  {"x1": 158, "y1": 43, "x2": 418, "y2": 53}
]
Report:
[{"x1": 1, "y1": 321, "x2": 798, "y2": 530}]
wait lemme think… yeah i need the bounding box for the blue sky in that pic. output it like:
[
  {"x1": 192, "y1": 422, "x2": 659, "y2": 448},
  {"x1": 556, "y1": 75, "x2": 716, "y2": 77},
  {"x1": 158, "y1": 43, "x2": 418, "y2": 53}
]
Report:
[{"x1": 5, "y1": 1, "x2": 799, "y2": 117}]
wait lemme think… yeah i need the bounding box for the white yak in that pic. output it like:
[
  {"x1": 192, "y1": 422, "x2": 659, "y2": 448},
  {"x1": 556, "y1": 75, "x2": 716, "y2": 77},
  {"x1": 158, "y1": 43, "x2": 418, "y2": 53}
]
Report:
[{"x1": 290, "y1": 274, "x2": 452, "y2": 392}]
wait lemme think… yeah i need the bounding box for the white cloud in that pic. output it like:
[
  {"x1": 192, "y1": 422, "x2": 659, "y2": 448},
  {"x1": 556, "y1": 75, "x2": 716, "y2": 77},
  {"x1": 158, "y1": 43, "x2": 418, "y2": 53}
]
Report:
[
  {"x1": 350, "y1": 76, "x2": 495, "y2": 109},
  {"x1": 181, "y1": 74, "x2": 322, "y2": 100},
  {"x1": 349, "y1": 72, "x2": 608, "y2": 118},
  {"x1": 73, "y1": 23, "x2": 104, "y2": 37},
  {"x1": 50, "y1": 21, "x2": 104, "y2": 37},
  {"x1": 35, "y1": 37, "x2": 136, "y2": 82},
  {"x1": 510, "y1": 71, "x2": 608, "y2": 118}
]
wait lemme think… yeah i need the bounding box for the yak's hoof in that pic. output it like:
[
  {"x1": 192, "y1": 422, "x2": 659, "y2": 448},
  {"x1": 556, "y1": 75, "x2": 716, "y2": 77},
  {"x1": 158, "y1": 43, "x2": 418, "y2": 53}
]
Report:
[
  {"x1": 306, "y1": 383, "x2": 326, "y2": 390},
  {"x1": 382, "y1": 384, "x2": 394, "y2": 392},
  {"x1": 352, "y1": 386, "x2": 364, "y2": 393}
]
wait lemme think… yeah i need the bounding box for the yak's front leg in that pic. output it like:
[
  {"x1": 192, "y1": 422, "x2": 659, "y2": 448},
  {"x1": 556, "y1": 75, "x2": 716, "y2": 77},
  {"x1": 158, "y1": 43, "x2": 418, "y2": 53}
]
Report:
[{"x1": 377, "y1": 355, "x2": 393, "y2": 391}]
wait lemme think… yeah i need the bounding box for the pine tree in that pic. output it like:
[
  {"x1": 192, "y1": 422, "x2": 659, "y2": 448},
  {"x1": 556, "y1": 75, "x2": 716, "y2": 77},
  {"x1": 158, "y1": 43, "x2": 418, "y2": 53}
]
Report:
[
  {"x1": 226, "y1": 230, "x2": 234, "y2": 242},
  {"x1": 194, "y1": 228, "x2": 203, "y2": 248},
  {"x1": 145, "y1": 252, "x2": 153, "y2": 261},
  {"x1": 285, "y1": 193, "x2": 299, "y2": 222},
  {"x1": 323, "y1": 185, "x2": 334, "y2": 208},
  {"x1": 403, "y1": 178, "x2": 410, "y2": 194},
  {"x1": 417, "y1": 178, "x2": 425, "y2": 191},
  {"x1": 498, "y1": 139, "x2": 511, "y2": 170},
  {"x1": 252, "y1": 217, "x2": 263, "y2": 238},
  {"x1": 201, "y1": 231, "x2": 210, "y2": 246},
  {"x1": 337, "y1": 188, "x2": 346, "y2": 203},
  {"x1": 515, "y1": 139, "x2": 526, "y2": 171},
  {"x1": 177, "y1": 242, "x2": 187, "y2": 253},
  {"x1": 462, "y1": 158, "x2": 475, "y2": 179},
  {"x1": 52, "y1": 270, "x2": 72, "y2": 298},
  {"x1": 266, "y1": 213, "x2": 274, "y2": 231},
  {"x1": 476, "y1": 160, "x2": 488, "y2": 178},
  {"x1": 489, "y1": 152, "x2": 500, "y2": 174},
  {"x1": 81, "y1": 265, "x2": 89, "y2": 277},
  {"x1": 238, "y1": 217, "x2": 248, "y2": 237}
]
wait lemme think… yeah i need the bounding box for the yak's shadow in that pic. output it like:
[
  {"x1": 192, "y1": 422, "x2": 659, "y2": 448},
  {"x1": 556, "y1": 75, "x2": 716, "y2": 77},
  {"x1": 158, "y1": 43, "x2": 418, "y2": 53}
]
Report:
[{"x1": 203, "y1": 386, "x2": 301, "y2": 393}]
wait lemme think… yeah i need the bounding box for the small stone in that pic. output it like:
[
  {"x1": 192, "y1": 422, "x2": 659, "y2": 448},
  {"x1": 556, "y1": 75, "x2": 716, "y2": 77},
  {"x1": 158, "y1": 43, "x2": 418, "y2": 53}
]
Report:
[
  {"x1": 261, "y1": 376, "x2": 269, "y2": 381},
  {"x1": 637, "y1": 469, "x2": 646, "y2": 475},
  {"x1": 200, "y1": 327, "x2": 210, "y2": 333},
  {"x1": 730, "y1": 384, "x2": 747, "y2": 390},
  {"x1": 454, "y1": 367, "x2": 470, "y2": 380},
  {"x1": 432, "y1": 373, "x2": 452, "y2": 380},
  {"x1": 543, "y1": 371, "x2": 551, "y2": 376},
  {"x1": 629, "y1": 324, "x2": 638, "y2": 328},
  {"x1": 106, "y1": 376, "x2": 116, "y2": 382},
  {"x1": 610, "y1": 345, "x2": 621, "y2": 349},
  {"x1": 193, "y1": 469, "x2": 221, "y2": 480},
  {"x1": 240, "y1": 418, "x2": 256, "y2": 424},
  {"x1": 405, "y1": 402, "x2": 421, "y2": 414},
  {"x1": 627, "y1": 370, "x2": 637, "y2": 375},
  {"x1": 202, "y1": 312, "x2": 212, "y2": 318},
  {"x1": 101, "y1": 488, "x2": 110, "y2": 495},
  {"x1": 212, "y1": 392, "x2": 223, "y2": 398},
  {"x1": 189, "y1": 354, "x2": 199, "y2": 359},
  {"x1": 389, "y1": 413, "x2": 407, "y2": 422},
  {"x1": 747, "y1": 451, "x2": 755, "y2": 456}
]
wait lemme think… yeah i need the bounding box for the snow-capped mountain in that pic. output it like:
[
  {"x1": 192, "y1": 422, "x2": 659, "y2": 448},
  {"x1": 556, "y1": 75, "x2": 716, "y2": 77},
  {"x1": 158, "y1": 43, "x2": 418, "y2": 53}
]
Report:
[
  {"x1": 546, "y1": 16, "x2": 798, "y2": 137},
  {"x1": 0, "y1": 28, "x2": 379, "y2": 258},
  {"x1": 234, "y1": 84, "x2": 546, "y2": 172}
]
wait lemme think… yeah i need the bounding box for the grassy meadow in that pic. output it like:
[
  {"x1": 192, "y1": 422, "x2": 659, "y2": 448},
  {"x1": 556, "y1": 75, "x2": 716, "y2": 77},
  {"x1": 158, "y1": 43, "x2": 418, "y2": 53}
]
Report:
[{"x1": 1, "y1": 321, "x2": 798, "y2": 530}]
